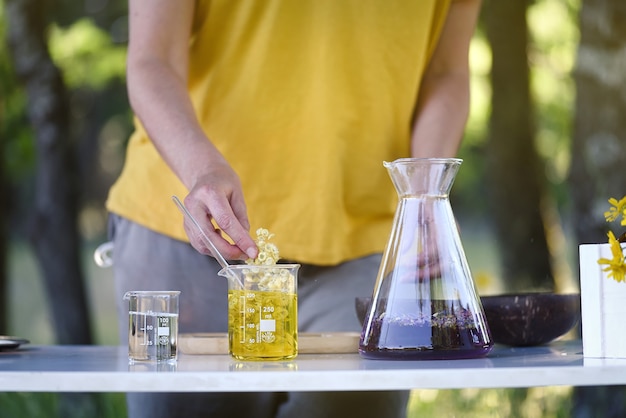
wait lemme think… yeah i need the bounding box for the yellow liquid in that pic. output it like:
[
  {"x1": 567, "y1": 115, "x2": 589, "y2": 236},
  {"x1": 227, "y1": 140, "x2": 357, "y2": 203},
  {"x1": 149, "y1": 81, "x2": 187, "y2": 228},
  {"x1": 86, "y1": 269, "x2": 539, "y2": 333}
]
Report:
[{"x1": 228, "y1": 289, "x2": 298, "y2": 361}]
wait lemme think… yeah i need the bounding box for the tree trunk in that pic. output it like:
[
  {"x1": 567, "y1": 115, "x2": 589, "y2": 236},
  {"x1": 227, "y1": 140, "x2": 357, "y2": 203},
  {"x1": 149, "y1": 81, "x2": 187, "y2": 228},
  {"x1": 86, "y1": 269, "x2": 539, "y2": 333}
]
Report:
[
  {"x1": 569, "y1": 0, "x2": 626, "y2": 243},
  {"x1": 569, "y1": 0, "x2": 626, "y2": 415},
  {"x1": 483, "y1": 0, "x2": 555, "y2": 292},
  {"x1": 5, "y1": 0, "x2": 93, "y2": 345},
  {"x1": 0, "y1": 90, "x2": 6, "y2": 335}
]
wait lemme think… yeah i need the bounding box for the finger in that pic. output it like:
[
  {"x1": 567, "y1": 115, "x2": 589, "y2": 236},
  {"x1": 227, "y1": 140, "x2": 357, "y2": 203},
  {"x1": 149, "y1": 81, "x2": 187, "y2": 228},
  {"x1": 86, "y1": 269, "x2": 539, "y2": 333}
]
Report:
[
  {"x1": 185, "y1": 217, "x2": 250, "y2": 260},
  {"x1": 202, "y1": 223, "x2": 248, "y2": 260},
  {"x1": 184, "y1": 198, "x2": 249, "y2": 260},
  {"x1": 230, "y1": 192, "x2": 252, "y2": 233},
  {"x1": 208, "y1": 195, "x2": 257, "y2": 260}
]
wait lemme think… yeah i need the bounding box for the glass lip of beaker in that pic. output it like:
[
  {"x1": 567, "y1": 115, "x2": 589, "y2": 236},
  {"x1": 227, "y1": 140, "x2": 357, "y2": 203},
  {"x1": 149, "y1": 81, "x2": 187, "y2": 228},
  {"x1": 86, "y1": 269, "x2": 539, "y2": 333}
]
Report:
[
  {"x1": 123, "y1": 290, "x2": 181, "y2": 300},
  {"x1": 383, "y1": 157, "x2": 463, "y2": 168},
  {"x1": 218, "y1": 263, "x2": 301, "y2": 277},
  {"x1": 222, "y1": 263, "x2": 300, "y2": 270}
]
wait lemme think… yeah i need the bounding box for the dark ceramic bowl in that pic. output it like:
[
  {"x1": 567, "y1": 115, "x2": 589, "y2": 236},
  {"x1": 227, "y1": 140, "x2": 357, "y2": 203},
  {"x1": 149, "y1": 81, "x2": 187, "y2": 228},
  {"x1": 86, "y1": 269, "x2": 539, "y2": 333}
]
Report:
[
  {"x1": 355, "y1": 296, "x2": 372, "y2": 326},
  {"x1": 355, "y1": 293, "x2": 581, "y2": 347},
  {"x1": 480, "y1": 292, "x2": 580, "y2": 346}
]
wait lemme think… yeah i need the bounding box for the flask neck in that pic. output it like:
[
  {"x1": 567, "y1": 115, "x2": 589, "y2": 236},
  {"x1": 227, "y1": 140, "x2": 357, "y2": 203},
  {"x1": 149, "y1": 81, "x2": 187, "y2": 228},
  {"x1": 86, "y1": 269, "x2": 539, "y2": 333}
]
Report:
[{"x1": 384, "y1": 158, "x2": 461, "y2": 197}]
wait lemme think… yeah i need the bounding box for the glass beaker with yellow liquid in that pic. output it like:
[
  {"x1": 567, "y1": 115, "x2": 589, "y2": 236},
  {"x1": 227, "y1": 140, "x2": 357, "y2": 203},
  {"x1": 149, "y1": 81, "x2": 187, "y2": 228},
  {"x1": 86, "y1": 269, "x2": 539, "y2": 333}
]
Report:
[{"x1": 220, "y1": 264, "x2": 299, "y2": 361}]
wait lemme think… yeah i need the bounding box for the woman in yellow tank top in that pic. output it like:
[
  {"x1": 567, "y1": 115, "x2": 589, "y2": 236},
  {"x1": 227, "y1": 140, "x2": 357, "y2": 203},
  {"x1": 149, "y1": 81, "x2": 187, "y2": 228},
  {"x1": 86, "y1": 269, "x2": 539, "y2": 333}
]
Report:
[{"x1": 106, "y1": 1, "x2": 481, "y2": 417}]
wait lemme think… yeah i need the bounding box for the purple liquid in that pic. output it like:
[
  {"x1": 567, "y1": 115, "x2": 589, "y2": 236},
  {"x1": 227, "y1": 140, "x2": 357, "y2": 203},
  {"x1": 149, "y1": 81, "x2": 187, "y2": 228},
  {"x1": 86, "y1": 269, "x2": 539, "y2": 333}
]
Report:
[{"x1": 359, "y1": 300, "x2": 493, "y2": 360}]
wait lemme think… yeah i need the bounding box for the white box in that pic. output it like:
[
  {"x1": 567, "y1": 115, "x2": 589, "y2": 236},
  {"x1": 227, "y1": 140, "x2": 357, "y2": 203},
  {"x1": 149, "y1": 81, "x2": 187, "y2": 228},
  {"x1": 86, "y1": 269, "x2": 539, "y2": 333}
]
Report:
[{"x1": 579, "y1": 243, "x2": 626, "y2": 358}]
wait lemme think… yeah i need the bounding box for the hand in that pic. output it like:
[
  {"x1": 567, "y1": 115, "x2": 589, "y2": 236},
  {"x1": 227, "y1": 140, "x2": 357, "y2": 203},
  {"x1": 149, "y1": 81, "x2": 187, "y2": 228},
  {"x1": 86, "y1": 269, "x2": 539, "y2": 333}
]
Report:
[
  {"x1": 395, "y1": 215, "x2": 466, "y2": 283},
  {"x1": 183, "y1": 161, "x2": 258, "y2": 261},
  {"x1": 396, "y1": 218, "x2": 442, "y2": 283}
]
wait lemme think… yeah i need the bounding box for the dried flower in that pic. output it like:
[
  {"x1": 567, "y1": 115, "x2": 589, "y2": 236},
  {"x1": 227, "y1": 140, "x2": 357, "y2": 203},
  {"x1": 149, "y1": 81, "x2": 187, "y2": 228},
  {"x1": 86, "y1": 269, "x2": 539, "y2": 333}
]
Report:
[
  {"x1": 246, "y1": 228, "x2": 280, "y2": 266},
  {"x1": 244, "y1": 228, "x2": 295, "y2": 292}
]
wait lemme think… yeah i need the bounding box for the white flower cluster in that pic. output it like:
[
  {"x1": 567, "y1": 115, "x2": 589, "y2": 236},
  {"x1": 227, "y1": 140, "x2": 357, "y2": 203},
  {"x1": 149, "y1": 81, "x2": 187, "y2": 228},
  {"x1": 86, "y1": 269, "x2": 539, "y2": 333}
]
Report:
[
  {"x1": 246, "y1": 228, "x2": 280, "y2": 266},
  {"x1": 243, "y1": 228, "x2": 295, "y2": 292},
  {"x1": 242, "y1": 266, "x2": 294, "y2": 292}
]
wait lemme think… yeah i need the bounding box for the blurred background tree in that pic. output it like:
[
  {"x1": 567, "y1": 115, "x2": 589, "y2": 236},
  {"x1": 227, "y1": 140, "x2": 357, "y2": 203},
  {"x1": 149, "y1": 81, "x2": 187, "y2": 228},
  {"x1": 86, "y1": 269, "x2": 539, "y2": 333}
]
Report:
[
  {"x1": 569, "y1": 0, "x2": 626, "y2": 415},
  {"x1": 1, "y1": 0, "x2": 130, "y2": 343},
  {"x1": 483, "y1": 0, "x2": 555, "y2": 293},
  {"x1": 457, "y1": 0, "x2": 578, "y2": 296},
  {"x1": 6, "y1": 0, "x2": 92, "y2": 345}
]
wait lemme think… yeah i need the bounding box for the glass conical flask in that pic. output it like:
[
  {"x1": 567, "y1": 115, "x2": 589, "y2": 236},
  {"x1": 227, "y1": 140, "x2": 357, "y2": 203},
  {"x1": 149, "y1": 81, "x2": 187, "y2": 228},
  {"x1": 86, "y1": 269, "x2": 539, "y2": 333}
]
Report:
[{"x1": 359, "y1": 158, "x2": 493, "y2": 360}]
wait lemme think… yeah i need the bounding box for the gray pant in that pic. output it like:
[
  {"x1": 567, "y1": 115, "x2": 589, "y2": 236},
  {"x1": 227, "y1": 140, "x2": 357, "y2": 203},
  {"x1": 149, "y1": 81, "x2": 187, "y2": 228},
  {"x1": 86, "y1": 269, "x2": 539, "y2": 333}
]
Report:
[{"x1": 110, "y1": 214, "x2": 409, "y2": 418}]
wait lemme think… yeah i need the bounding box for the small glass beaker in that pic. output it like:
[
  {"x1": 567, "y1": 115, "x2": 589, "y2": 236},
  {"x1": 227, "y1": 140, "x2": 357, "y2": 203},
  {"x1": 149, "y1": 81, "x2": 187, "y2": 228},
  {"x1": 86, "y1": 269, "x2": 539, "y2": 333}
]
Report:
[
  {"x1": 124, "y1": 290, "x2": 180, "y2": 363},
  {"x1": 219, "y1": 264, "x2": 299, "y2": 361}
]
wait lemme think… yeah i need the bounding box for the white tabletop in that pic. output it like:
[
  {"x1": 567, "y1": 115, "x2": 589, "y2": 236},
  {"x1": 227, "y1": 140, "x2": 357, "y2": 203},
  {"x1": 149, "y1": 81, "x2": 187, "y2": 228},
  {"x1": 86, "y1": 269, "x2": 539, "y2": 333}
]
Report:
[{"x1": 1, "y1": 340, "x2": 625, "y2": 392}]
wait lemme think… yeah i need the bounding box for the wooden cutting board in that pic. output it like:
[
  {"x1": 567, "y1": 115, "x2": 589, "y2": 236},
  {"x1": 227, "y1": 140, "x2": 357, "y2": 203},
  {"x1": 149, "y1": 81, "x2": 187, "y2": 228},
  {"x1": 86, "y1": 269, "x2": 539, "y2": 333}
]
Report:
[{"x1": 179, "y1": 332, "x2": 360, "y2": 355}]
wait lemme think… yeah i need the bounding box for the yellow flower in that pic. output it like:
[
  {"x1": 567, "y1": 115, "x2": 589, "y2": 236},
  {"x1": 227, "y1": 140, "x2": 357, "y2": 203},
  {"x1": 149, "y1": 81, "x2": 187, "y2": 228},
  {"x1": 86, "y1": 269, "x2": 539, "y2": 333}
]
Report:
[
  {"x1": 598, "y1": 231, "x2": 626, "y2": 283},
  {"x1": 604, "y1": 197, "x2": 626, "y2": 224}
]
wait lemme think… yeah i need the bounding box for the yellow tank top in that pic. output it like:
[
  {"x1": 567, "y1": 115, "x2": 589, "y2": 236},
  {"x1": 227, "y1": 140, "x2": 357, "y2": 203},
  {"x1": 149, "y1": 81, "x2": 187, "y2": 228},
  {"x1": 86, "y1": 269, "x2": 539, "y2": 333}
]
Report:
[{"x1": 107, "y1": 0, "x2": 451, "y2": 265}]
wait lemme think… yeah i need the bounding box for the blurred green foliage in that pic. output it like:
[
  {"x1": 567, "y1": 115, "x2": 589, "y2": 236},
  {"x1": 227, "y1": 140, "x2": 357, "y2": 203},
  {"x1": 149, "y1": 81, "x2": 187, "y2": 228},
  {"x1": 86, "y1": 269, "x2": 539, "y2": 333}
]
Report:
[
  {"x1": 529, "y1": 0, "x2": 580, "y2": 204},
  {"x1": 0, "y1": 387, "x2": 573, "y2": 418},
  {"x1": 0, "y1": 392, "x2": 127, "y2": 418},
  {"x1": 1, "y1": 6, "x2": 131, "y2": 239},
  {"x1": 1, "y1": 9, "x2": 127, "y2": 187},
  {"x1": 0, "y1": 5, "x2": 35, "y2": 182},
  {"x1": 48, "y1": 18, "x2": 126, "y2": 89},
  {"x1": 456, "y1": 0, "x2": 580, "y2": 213},
  {"x1": 408, "y1": 387, "x2": 574, "y2": 418}
]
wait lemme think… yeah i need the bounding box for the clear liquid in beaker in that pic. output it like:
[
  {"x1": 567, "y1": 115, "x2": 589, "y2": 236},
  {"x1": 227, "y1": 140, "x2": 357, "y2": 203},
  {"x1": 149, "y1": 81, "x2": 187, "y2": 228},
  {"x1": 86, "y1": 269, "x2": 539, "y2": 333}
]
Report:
[{"x1": 128, "y1": 311, "x2": 178, "y2": 362}]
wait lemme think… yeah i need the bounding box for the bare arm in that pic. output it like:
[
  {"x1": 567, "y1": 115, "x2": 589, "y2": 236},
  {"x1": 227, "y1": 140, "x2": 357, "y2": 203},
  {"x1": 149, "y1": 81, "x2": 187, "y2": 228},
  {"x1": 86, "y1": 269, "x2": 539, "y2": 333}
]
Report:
[
  {"x1": 127, "y1": 0, "x2": 257, "y2": 260},
  {"x1": 411, "y1": 0, "x2": 482, "y2": 157}
]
